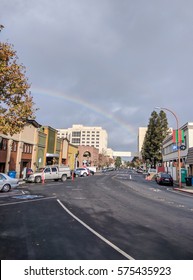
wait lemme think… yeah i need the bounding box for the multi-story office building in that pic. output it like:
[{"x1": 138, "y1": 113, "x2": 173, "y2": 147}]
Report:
[{"x1": 57, "y1": 125, "x2": 108, "y2": 153}]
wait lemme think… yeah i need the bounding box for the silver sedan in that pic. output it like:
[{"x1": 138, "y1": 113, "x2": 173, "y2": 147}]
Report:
[{"x1": 0, "y1": 173, "x2": 19, "y2": 192}]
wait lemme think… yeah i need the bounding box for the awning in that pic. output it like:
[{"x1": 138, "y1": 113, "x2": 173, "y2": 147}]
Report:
[
  {"x1": 186, "y1": 147, "x2": 193, "y2": 165},
  {"x1": 46, "y1": 153, "x2": 59, "y2": 158}
]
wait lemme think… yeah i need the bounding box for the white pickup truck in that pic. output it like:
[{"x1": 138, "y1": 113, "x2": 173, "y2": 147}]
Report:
[{"x1": 27, "y1": 165, "x2": 71, "y2": 183}]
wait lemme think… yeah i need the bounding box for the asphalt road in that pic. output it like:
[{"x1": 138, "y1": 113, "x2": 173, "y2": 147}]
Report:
[{"x1": 1, "y1": 170, "x2": 193, "y2": 260}]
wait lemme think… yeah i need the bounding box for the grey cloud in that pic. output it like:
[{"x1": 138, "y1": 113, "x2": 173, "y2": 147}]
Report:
[{"x1": 1, "y1": 0, "x2": 193, "y2": 152}]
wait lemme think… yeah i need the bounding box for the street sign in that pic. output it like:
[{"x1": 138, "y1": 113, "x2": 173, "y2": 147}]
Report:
[
  {"x1": 172, "y1": 144, "x2": 178, "y2": 151},
  {"x1": 180, "y1": 144, "x2": 186, "y2": 151}
]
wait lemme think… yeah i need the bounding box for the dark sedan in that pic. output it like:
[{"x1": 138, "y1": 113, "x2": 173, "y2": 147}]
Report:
[{"x1": 155, "y1": 172, "x2": 173, "y2": 186}]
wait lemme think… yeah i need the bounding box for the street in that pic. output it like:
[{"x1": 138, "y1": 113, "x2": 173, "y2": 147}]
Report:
[{"x1": 1, "y1": 170, "x2": 193, "y2": 260}]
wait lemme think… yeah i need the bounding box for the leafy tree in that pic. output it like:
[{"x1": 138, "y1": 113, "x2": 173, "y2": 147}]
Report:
[
  {"x1": 0, "y1": 26, "x2": 36, "y2": 135},
  {"x1": 115, "y1": 156, "x2": 122, "y2": 168},
  {"x1": 141, "y1": 110, "x2": 169, "y2": 167}
]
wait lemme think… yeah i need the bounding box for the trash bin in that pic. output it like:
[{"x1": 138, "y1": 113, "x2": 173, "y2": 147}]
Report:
[
  {"x1": 185, "y1": 176, "x2": 192, "y2": 186},
  {"x1": 8, "y1": 171, "x2": 17, "y2": 178},
  {"x1": 181, "y1": 168, "x2": 187, "y2": 183}
]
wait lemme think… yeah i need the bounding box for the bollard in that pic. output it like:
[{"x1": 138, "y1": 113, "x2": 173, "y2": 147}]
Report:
[{"x1": 72, "y1": 171, "x2": 74, "y2": 181}]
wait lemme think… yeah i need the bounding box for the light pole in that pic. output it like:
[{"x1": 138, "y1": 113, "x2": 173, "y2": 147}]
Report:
[{"x1": 155, "y1": 107, "x2": 181, "y2": 188}]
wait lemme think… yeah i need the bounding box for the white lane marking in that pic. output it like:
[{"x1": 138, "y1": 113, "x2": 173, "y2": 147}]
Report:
[
  {"x1": 0, "y1": 196, "x2": 57, "y2": 207},
  {"x1": 57, "y1": 199, "x2": 135, "y2": 260}
]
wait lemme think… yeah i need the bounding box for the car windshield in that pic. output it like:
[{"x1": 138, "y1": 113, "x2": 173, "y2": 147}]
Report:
[
  {"x1": 162, "y1": 173, "x2": 171, "y2": 178},
  {"x1": 0, "y1": 174, "x2": 6, "y2": 180}
]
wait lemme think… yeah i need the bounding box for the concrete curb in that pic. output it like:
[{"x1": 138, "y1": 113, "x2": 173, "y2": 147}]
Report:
[{"x1": 173, "y1": 187, "x2": 193, "y2": 194}]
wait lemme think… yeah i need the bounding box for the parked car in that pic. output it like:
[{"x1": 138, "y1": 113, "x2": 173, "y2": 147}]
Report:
[
  {"x1": 87, "y1": 166, "x2": 96, "y2": 175},
  {"x1": 136, "y1": 168, "x2": 143, "y2": 173},
  {"x1": 147, "y1": 168, "x2": 157, "y2": 175},
  {"x1": 27, "y1": 165, "x2": 71, "y2": 183},
  {"x1": 102, "y1": 167, "x2": 115, "y2": 173},
  {"x1": 87, "y1": 168, "x2": 94, "y2": 175},
  {"x1": 155, "y1": 172, "x2": 173, "y2": 186},
  {"x1": 74, "y1": 168, "x2": 90, "y2": 177},
  {"x1": 0, "y1": 173, "x2": 19, "y2": 192}
]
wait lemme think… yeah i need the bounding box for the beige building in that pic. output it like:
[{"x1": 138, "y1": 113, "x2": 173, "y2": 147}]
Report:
[
  {"x1": 0, "y1": 120, "x2": 40, "y2": 177},
  {"x1": 138, "y1": 127, "x2": 147, "y2": 158},
  {"x1": 57, "y1": 124, "x2": 108, "y2": 153}
]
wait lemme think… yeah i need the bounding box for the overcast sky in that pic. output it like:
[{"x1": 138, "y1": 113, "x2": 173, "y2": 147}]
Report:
[{"x1": 1, "y1": 0, "x2": 193, "y2": 153}]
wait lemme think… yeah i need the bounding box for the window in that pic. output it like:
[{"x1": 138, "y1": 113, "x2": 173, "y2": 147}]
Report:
[
  {"x1": 12, "y1": 141, "x2": 17, "y2": 152},
  {"x1": 29, "y1": 145, "x2": 32, "y2": 153},
  {"x1": 0, "y1": 139, "x2": 7, "y2": 151},
  {"x1": 23, "y1": 144, "x2": 33, "y2": 154},
  {"x1": 51, "y1": 167, "x2": 57, "y2": 172},
  {"x1": 44, "y1": 168, "x2": 51, "y2": 173},
  {"x1": 72, "y1": 131, "x2": 81, "y2": 137},
  {"x1": 72, "y1": 138, "x2": 80, "y2": 144},
  {"x1": 184, "y1": 136, "x2": 187, "y2": 148},
  {"x1": 0, "y1": 174, "x2": 6, "y2": 180}
]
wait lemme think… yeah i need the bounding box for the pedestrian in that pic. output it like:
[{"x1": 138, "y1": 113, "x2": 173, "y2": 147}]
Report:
[
  {"x1": 26, "y1": 168, "x2": 33, "y2": 178},
  {"x1": 22, "y1": 167, "x2": 27, "y2": 180}
]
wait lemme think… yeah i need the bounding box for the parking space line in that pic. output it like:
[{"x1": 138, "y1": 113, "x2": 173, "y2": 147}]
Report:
[
  {"x1": 57, "y1": 199, "x2": 134, "y2": 260},
  {"x1": 0, "y1": 196, "x2": 57, "y2": 207}
]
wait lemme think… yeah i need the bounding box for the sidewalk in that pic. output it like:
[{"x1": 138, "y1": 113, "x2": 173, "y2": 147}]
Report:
[{"x1": 173, "y1": 181, "x2": 193, "y2": 194}]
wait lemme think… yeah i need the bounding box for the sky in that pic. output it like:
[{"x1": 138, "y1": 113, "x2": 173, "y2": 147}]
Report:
[{"x1": 1, "y1": 0, "x2": 193, "y2": 153}]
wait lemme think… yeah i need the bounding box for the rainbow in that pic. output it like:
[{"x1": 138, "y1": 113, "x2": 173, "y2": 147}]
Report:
[{"x1": 32, "y1": 87, "x2": 137, "y2": 139}]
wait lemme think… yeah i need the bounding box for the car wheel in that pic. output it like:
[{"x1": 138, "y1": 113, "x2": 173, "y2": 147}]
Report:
[
  {"x1": 2, "y1": 184, "x2": 11, "y2": 192},
  {"x1": 83, "y1": 172, "x2": 87, "y2": 177},
  {"x1": 61, "y1": 175, "x2": 67, "y2": 182},
  {"x1": 35, "y1": 176, "x2": 41, "y2": 183}
]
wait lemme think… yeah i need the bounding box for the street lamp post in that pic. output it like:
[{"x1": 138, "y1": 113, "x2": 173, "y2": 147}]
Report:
[{"x1": 155, "y1": 107, "x2": 181, "y2": 188}]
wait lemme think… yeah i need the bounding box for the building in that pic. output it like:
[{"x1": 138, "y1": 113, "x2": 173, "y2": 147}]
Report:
[
  {"x1": 0, "y1": 120, "x2": 41, "y2": 177},
  {"x1": 162, "y1": 122, "x2": 193, "y2": 180},
  {"x1": 67, "y1": 143, "x2": 78, "y2": 170},
  {"x1": 138, "y1": 127, "x2": 147, "y2": 158},
  {"x1": 57, "y1": 125, "x2": 108, "y2": 153},
  {"x1": 78, "y1": 146, "x2": 99, "y2": 168},
  {"x1": 0, "y1": 122, "x2": 75, "y2": 178}
]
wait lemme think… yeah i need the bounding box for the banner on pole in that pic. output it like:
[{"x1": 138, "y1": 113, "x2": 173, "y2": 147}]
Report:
[{"x1": 172, "y1": 129, "x2": 184, "y2": 143}]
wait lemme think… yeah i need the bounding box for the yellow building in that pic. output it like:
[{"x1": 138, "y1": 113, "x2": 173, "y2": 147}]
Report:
[{"x1": 67, "y1": 143, "x2": 78, "y2": 170}]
